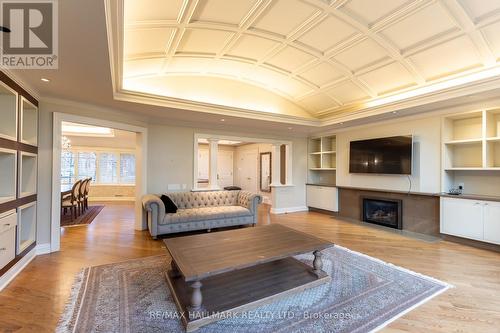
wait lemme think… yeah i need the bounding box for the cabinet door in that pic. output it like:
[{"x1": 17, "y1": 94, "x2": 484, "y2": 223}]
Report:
[
  {"x1": 306, "y1": 186, "x2": 322, "y2": 209},
  {"x1": 483, "y1": 201, "x2": 500, "y2": 245},
  {"x1": 306, "y1": 186, "x2": 338, "y2": 211},
  {"x1": 441, "y1": 198, "x2": 483, "y2": 240}
]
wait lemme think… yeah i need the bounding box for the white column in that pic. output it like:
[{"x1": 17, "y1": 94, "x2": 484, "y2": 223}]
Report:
[
  {"x1": 270, "y1": 143, "x2": 281, "y2": 186},
  {"x1": 208, "y1": 138, "x2": 220, "y2": 190}
]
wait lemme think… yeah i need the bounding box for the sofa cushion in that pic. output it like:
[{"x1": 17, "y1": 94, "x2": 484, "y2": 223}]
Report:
[{"x1": 162, "y1": 206, "x2": 251, "y2": 224}]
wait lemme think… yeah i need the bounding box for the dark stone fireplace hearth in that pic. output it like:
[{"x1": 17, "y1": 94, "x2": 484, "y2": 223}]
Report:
[{"x1": 362, "y1": 197, "x2": 402, "y2": 230}]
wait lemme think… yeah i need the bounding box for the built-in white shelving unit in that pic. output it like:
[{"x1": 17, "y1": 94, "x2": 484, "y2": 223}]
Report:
[
  {"x1": 0, "y1": 81, "x2": 18, "y2": 141},
  {"x1": 442, "y1": 109, "x2": 500, "y2": 194},
  {"x1": 19, "y1": 152, "x2": 37, "y2": 198},
  {"x1": 0, "y1": 148, "x2": 16, "y2": 204},
  {"x1": 17, "y1": 202, "x2": 36, "y2": 254},
  {"x1": 308, "y1": 135, "x2": 336, "y2": 185},
  {"x1": 20, "y1": 97, "x2": 38, "y2": 146}
]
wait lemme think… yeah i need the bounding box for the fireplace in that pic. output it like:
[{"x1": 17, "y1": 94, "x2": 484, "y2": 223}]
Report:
[{"x1": 362, "y1": 197, "x2": 402, "y2": 229}]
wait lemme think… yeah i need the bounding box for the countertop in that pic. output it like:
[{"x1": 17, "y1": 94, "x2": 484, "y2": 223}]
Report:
[
  {"x1": 440, "y1": 193, "x2": 500, "y2": 202},
  {"x1": 306, "y1": 183, "x2": 337, "y2": 187},
  {"x1": 306, "y1": 184, "x2": 500, "y2": 202}
]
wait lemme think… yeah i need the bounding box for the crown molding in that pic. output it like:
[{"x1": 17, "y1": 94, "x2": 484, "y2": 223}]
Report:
[{"x1": 113, "y1": 89, "x2": 322, "y2": 126}]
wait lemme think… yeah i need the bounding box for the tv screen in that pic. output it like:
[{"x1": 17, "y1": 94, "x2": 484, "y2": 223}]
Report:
[{"x1": 349, "y1": 136, "x2": 413, "y2": 175}]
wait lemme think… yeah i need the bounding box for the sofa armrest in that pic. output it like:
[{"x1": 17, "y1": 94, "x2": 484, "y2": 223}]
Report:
[
  {"x1": 142, "y1": 195, "x2": 165, "y2": 237},
  {"x1": 237, "y1": 191, "x2": 262, "y2": 214}
]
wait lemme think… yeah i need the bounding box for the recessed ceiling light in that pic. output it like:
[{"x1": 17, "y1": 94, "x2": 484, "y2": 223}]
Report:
[
  {"x1": 288, "y1": 127, "x2": 293, "y2": 130},
  {"x1": 339, "y1": 122, "x2": 344, "y2": 125},
  {"x1": 392, "y1": 111, "x2": 398, "y2": 114},
  {"x1": 41, "y1": 78, "x2": 50, "y2": 82},
  {"x1": 220, "y1": 118, "x2": 225, "y2": 122}
]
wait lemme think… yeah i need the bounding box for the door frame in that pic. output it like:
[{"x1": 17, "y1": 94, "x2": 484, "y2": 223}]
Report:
[
  {"x1": 192, "y1": 133, "x2": 293, "y2": 191},
  {"x1": 51, "y1": 112, "x2": 148, "y2": 252}
]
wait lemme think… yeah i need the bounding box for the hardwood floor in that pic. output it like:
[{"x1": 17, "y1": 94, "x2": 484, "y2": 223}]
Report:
[{"x1": 0, "y1": 202, "x2": 499, "y2": 332}]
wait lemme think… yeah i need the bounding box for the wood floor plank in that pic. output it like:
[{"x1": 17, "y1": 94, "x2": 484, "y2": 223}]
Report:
[{"x1": 0, "y1": 203, "x2": 499, "y2": 332}]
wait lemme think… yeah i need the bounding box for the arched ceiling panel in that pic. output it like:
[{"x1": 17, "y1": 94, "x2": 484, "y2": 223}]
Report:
[{"x1": 120, "y1": 0, "x2": 500, "y2": 120}]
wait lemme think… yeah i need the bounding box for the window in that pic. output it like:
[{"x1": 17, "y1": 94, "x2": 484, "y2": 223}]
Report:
[
  {"x1": 120, "y1": 154, "x2": 136, "y2": 184},
  {"x1": 61, "y1": 151, "x2": 76, "y2": 185},
  {"x1": 78, "y1": 152, "x2": 96, "y2": 181},
  {"x1": 99, "y1": 153, "x2": 118, "y2": 183},
  {"x1": 60, "y1": 149, "x2": 135, "y2": 185}
]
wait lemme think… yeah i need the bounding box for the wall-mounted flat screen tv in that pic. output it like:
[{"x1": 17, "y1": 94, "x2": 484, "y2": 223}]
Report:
[{"x1": 349, "y1": 135, "x2": 413, "y2": 175}]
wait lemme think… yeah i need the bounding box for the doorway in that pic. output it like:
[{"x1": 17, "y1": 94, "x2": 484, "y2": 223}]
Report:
[{"x1": 51, "y1": 113, "x2": 147, "y2": 252}]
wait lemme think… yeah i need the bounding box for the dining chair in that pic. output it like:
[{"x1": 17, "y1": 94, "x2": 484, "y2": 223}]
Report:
[
  {"x1": 78, "y1": 178, "x2": 89, "y2": 214},
  {"x1": 62, "y1": 180, "x2": 82, "y2": 221},
  {"x1": 83, "y1": 177, "x2": 91, "y2": 211}
]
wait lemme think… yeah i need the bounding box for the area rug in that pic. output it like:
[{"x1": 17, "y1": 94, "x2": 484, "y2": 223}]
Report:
[
  {"x1": 56, "y1": 245, "x2": 451, "y2": 333},
  {"x1": 61, "y1": 205, "x2": 104, "y2": 227}
]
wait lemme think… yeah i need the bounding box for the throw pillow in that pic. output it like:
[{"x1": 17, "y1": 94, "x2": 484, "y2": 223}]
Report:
[{"x1": 160, "y1": 195, "x2": 178, "y2": 213}]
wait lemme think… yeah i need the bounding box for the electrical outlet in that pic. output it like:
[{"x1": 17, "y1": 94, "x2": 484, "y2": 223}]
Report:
[{"x1": 458, "y1": 182, "x2": 464, "y2": 190}]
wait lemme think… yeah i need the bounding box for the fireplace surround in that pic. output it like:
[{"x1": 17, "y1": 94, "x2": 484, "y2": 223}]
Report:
[{"x1": 362, "y1": 197, "x2": 402, "y2": 230}]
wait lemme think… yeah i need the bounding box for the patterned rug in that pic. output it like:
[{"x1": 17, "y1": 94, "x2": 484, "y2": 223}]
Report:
[
  {"x1": 61, "y1": 205, "x2": 104, "y2": 227},
  {"x1": 57, "y1": 246, "x2": 451, "y2": 333}
]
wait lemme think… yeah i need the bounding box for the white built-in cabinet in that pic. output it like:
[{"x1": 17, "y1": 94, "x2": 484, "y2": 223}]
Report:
[
  {"x1": 0, "y1": 210, "x2": 17, "y2": 270},
  {"x1": 306, "y1": 185, "x2": 338, "y2": 212},
  {"x1": 441, "y1": 197, "x2": 500, "y2": 245}
]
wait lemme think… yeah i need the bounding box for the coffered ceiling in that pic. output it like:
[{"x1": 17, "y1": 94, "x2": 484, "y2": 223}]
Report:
[{"x1": 113, "y1": 0, "x2": 500, "y2": 123}]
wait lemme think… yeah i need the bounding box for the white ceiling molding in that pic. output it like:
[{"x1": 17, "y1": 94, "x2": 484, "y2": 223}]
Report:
[{"x1": 105, "y1": 0, "x2": 500, "y2": 126}]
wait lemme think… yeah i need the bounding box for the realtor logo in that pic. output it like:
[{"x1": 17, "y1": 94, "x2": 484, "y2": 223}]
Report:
[{"x1": 0, "y1": 0, "x2": 58, "y2": 68}]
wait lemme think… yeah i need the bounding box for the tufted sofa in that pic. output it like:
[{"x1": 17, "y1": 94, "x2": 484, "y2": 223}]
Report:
[{"x1": 141, "y1": 190, "x2": 262, "y2": 238}]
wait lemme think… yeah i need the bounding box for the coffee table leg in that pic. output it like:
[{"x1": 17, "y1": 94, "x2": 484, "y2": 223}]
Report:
[
  {"x1": 313, "y1": 250, "x2": 324, "y2": 276},
  {"x1": 171, "y1": 260, "x2": 181, "y2": 278},
  {"x1": 188, "y1": 280, "x2": 204, "y2": 318}
]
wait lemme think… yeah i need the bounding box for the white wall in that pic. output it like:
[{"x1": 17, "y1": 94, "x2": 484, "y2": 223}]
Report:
[{"x1": 335, "y1": 115, "x2": 442, "y2": 194}]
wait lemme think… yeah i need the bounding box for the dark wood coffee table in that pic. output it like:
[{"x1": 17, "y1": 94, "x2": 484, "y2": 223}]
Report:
[{"x1": 163, "y1": 224, "x2": 334, "y2": 332}]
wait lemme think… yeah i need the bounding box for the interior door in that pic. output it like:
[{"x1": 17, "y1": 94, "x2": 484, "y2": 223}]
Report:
[
  {"x1": 197, "y1": 148, "x2": 209, "y2": 187},
  {"x1": 237, "y1": 150, "x2": 258, "y2": 193},
  {"x1": 483, "y1": 201, "x2": 500, "y2": 245},
  {"x1": 217, "y1": 150, "x2": 234, "y2": 188}
]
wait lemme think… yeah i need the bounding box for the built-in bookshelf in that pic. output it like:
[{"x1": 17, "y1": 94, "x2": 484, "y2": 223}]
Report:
[
  {"x1": 308, "y1": 135, "x2": 336, "y2": 185},
  {"x1": 0, "y1": 71, "x2": 38, "y2": 276},
  {"x1": 16, "y1": 202, "x2": 36, "y2": 254},
  {"x1": 0, "y1": 81, "x2": 18, "y2": 141},
  {"x1": 20, "y1": 97, "x2": 38, "y2": 146},
  {"x1": 442, "y1": 109, "x2": 500, "y2": 195}
]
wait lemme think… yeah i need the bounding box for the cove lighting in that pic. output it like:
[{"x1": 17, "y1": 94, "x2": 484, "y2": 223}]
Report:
[
  {"x1": 62, "y1": 122, "x2": 115, "y2": 137},
  {"x1": 365, "y1": 66, "x2": 500, "y2": 109}
]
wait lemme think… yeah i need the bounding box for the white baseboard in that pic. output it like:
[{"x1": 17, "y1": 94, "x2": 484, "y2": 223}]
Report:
[
  {"x1": 0, "y1": 247, "x2": 37, "y2": 291},
  {"x1": 88, "y1": 197, "x2": 134, "y2": 202},
  {"x1": 270, "y1": 206, "x2": 308, "y2": 214},
  {"x1": 36, "y1": 243, "x2": 52, "y2": 255}
]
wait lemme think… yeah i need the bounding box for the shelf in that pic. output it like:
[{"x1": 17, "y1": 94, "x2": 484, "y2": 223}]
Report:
[
  {"x1": 308, "y1": 154, "x2": 321, "y2": 169},
  {"x1": 321, "y1": 135, "x2": 336, "y2": 153},
  {"x1": 308, "y1": 138, "x2": 321, "y2": 154},
  {"x1": 19, "y1": 152, "x2": 37, "y2": 197},
  {"x1": 0, "y1": 148, "x2": 17, "y2": 203},
  {"x1": 486, "y1": 140, "x2": 500, "y2": 168},
  {"x1": 444, "y1": 138, "x2": 482, "y2": 145},
  {"x1": 322, "y1": 151, "x2": 336, "y2": 154},
  {"x1": 485, "y1": 109, "x2": 500, "y2": 138},
  {"x1": 20, "y1": 97, "x2": 38, "y2": 146},
  {"x1": 321, "y1": 152, "x2": 336, "y2": 169},
  {"x1": 309, "y1": 152, "x2": 322, "y2": 155},
  {"x1": 444, "y1": 142, "x2": 482, "y2": 169},
  {"x1": 310, "y1": 168, "x2": 336, "y2": 171},
  {"x1": 486, "y1": 137, "x2": 500, "y2": 142},
  {"x1": 17, "y1": 202, "x2": 36, "y2": 255},
  {"x1": 0, "y1": 81, "x2": 18, "y2": 141},
  {"x1": 443, "y1": 111, "x2": 483, "y2": 142}
]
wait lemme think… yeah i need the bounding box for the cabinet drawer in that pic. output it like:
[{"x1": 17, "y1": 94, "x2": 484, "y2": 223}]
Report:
[{"x1": 0, "y1": 211, "x2": 17, "y2": 270}]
